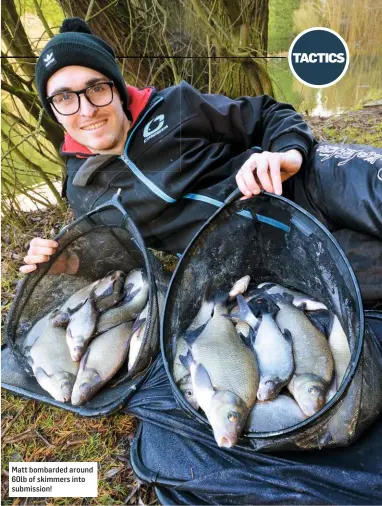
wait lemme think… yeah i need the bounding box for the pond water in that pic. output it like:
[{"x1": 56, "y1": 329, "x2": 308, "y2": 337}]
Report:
[{"x1": 268, "y1": 0, "x2": 382, "y2": 115}]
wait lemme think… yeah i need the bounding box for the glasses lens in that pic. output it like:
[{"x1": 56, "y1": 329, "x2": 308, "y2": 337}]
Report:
[
  {"x1": 86, "y1": 83, "x2": 113, "y2": 106},
  {"x1": 52, "y1": 92, "x2": 79, "y2": 115}
]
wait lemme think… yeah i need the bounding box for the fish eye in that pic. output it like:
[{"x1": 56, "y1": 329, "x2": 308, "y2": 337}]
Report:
[
  {"x1": 61, "y1": 381, "x2": 70, "y2": 390},
  {"x1": 185, "y1": 390, "x2": 193, "y2": 397},
  {"x1": 228, "y1": 412, "x2": 238, "y2": 423},
  {"x1": 308, "y1": 386, "x2": 319, "y2": 395}
]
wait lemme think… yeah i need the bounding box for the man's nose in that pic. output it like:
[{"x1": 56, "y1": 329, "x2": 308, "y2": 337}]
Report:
[{"x1": 79, "y1": 94, "x2": 97, "y2": 117}]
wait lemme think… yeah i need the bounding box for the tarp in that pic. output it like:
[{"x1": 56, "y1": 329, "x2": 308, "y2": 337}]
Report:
[{"x1": 125, "y1": 312, "x2": 382, "y2": 505}]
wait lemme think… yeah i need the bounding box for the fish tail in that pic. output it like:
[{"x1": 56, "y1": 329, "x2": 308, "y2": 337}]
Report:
[
  {"x1": 133, "y1": 317, "x2": 146, "y2": 332},
  {"x1": 236, "y1": 295, "x2": 259, "y2": 329},
  {"x1": 179, "y1": 350, "x2": 193, "y2": 372}
]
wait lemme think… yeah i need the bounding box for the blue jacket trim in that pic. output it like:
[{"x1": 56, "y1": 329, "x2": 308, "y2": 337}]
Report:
[
  {"x1": 121, "y1": 155, "x2": 176, "y2": 204},
  {"x1": 184, "y1": 193, "x2": 223, "y2": 208},
  {"x1": 121, "y1": 97, "x2": 177, "y2": 204}
]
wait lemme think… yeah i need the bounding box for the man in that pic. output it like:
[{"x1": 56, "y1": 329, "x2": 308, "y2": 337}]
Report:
[{"x1": 21, "y1": 17, "x2": 315, "y2": 273}]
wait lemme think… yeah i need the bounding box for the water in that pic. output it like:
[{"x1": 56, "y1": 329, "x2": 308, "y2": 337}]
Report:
[{"x1": 268, "y1": 0, "x2": 382, "y2": 115}]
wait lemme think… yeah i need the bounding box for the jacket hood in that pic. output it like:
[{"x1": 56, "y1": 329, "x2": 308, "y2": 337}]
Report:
[{"x1": 61, "y1": 85, "x2": 154, "y2": 157}]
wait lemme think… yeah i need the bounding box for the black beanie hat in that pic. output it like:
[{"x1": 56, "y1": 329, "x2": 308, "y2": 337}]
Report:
[{"x1": 35, "y1": 18, "x2": 129, "y2": 122}]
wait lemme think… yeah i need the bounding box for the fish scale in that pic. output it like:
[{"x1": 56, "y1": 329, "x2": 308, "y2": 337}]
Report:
[
  {"x1": 190, "y1": 306, "x2": 258, "y2": 408},
  {"x1": 254, "y1": 314, "x2": 294, "y2": 382},
  {"x1": 275, "y1": 300, "x2": 333, "y2": 383}
]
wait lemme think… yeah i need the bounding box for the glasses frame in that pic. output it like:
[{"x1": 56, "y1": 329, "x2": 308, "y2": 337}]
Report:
[{"x1": 46, "y1": 81, "x2": 114, "y2": 116}]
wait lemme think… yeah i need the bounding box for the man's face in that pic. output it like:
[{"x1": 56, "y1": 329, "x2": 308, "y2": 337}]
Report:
[{"x1": 47, "y1": 66, "x2": 129, "y2": 154}]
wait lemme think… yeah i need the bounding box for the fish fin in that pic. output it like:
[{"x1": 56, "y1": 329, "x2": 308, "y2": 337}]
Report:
[
  {"x1": 123, "y1": 287, "x2": 141, "y2": 305},
  {"x1": 213, "y1": 289, "x2": 229, "y2": 307},
  {"x1": 283, "y1": 328, "x2": 293, "y2": 343},
  {"x1": 78, "y1": 347, "x2": 91, "y2": 372},
  {"x1": 51, "y1": 311, "x2": 70, "y2": 328},
  {"x1": 305, "y1": 310, "x2": 332, "y2": 337},
  {"x1": 133, "y1": 317, "x2": 146, "y2": 332},
  {"x1": 35, "y1": 367, "x2": 52, "y2": 382},
  {"x1": 194, "y1": 363, "x2": 214, "y2": 393},
  {"x1": 202, "y1": 282, "x2": 229, "y2": 307},
  {"x1": 68, "y1": 298, "x2": 87, "y2": 315},
  {"x1": 184, "y1": 321, "x2": 208, "y2": 346},
  {"x1": 260, "y1": 282, "x2": 276, "y2": 291},
  {"x1": 122, "y1": 282, "x2": 134, "y2": 298},
  {"x1": 281, "y1": 292, "x2": 295, "y2": 304},
  {"x1": 237, "y1": 331, "x2": 252, "y2": 348},
  {"x1": 237, "y1": 294, "x2": 260, "y2": 327},
  {"x1": 179, "y1": 350, "x2": 193, "y2": 372}
]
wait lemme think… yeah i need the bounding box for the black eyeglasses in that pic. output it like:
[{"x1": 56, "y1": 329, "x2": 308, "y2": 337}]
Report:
[{"x1": 47, "y1": 81, "x2": 114, "y2": 116}]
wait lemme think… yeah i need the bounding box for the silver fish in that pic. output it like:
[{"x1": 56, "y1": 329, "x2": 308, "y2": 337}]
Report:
[
  {"x1": 26, "y1": 319, "x2": 79, "y2": 402},
  {"x1": 180, "y1": 289, "x2": 259, "y2": 448},
  {"x1": 66, "y1": 290, "x2": 98, "y2": 361},
  {"x1": 51, "y1": 271, "x2": 126, "y2": 327},
  {"x1": 258, "y1": 283, "x2": 327, "y2": 311},
  {"x1": 229, "y1": 295, "x2": 259, "y2": 329},
  {"x1": 273, "y1": 296, "x2": 334, "y2": 416},
  {"x1": 22, "y1": 311, "x2": 54, "y2": 352},
  {"x1": 248, "y1": 298, "x2": 294, "y2": 401},
  {"x1": 246, "y1": 395, "x2": 306, "y2": 432},
  {"x1": 173, "y1": 336, "x2": 199, "y2": 410},
  {"x1": 93, "y1": 270, "x2": 126, "y2": 312},
  {"x1": 236, "y1": 321, "x2": 251, "y2": 339},
  {"x1": 71, "y1": 321, "x2": 134, "y2": 406},
  {"x1": 229, "y1": 275, "x2": 251, "y2": 299},
  {"x1": 128, "y1": 304, "x2": 148, "y2": 370},
  {"x1": 173, "y1": 336, "x2": 190, "y2": 384},
  {"x1": 178, "y1": 375, "x2": 199, "y2": 411},
  {"x1": 328, "y1": 315, "x2": 351, "y2": 389},
  {"x1": 96, "y1": 269, "x2": 149, "y2": 334}
]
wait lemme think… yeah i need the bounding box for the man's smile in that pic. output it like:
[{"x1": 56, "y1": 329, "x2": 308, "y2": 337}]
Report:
[{"x1": 80, "y1": 119, "x2": 107, "y2": 131}]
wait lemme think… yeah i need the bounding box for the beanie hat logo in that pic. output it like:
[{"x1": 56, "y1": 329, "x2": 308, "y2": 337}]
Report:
[{"x1": 43, "y1": 52, "x2": 56, "y2": 68}]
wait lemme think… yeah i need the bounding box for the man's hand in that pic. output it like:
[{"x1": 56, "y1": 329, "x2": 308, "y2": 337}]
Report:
[
  {"x1": 20, "y1": 238, "x2": 79, "y2": 275},
  {"x1": 236, "y1": 149, "x2": 303, "y2": 199}
]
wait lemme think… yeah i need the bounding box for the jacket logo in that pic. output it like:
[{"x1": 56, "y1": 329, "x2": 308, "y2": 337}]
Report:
[
  {"x1": 43, "y1": 52, "x2": 56, "y2": 68},
  {"x1": 143, "y1": 114, "x2": 168, "y2": 143}
]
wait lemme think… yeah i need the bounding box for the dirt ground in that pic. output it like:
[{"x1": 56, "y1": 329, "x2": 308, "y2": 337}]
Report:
[{"x1": 1, "y1": 106, "x2": 381, "y2": 505}]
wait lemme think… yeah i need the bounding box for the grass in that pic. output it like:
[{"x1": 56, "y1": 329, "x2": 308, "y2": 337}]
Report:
[{"x1": 2, "y1": 106, "x2": 381, "y2": 504}]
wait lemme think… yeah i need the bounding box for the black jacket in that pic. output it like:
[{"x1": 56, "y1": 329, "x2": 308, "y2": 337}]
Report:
[{"x1": 62, "y1": 81, "x2": 315, "y2": 255}]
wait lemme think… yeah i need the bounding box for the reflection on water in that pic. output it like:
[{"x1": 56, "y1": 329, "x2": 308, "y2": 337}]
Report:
[
  {"x1": 268, "y1": 0, "x2": 382, "y2": 114},
  {"x1": 311, "y1": 90, "x2": 346, "y2": 117}
]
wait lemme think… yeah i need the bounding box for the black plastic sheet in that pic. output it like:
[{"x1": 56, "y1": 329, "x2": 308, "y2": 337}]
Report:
[{"x1": 124, "y1": 313, "x2": 382, "y2": 505}]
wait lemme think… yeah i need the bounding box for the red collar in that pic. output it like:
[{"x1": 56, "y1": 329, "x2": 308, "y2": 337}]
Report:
[{"x1": 61, "y1": 85, "x2": 154, "y2": 157}]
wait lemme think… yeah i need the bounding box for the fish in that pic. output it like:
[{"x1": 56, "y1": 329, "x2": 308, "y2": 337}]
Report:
[
  {"x1": 258, "y1": 283, "x2": 327, "y2": 311},
  {"x1": 229, "y1": 275, "x2": 251, "y2": 299},
  {"x1": 236, "y1": 321, "x2": 251, "y2": 339},
  {"x1": 178, "y1": 376, "x2": 199, "y2": 411},
  {"x1": 271, "y1": 294, "x2": 334, "y2": 416},
  {"x1": 127, "y1": 304, "x2": 148, "y2": 370},
  {"x1": 25, "y1": 319, "x2": 79, "y2": 402},
  {"x1": 71, "y1": 321, "x2": 134, "y2": 406},
  {"x1": 93, "y1": 270, "x2": 126, "y2": 312},
  {"x1": 243, "y1": 298, "x2": 294, "y2": 401},
  {"x1": 173, "y1": 336, "x2": 191, "y2": 385},
  {"x1": 180, "y1": 289, "x2": 259, "y2": 448},
  {"x1": 246, "y1": 395, "x2": 307, "y2": 432},
  {"x1": 22, "y1": 311, "x2": 54, "y2": 353},
  {"x1": 229, "y1": 295, "x2": 260, "y2": 330},
  {"x1": 172, "y1": 335, "x2": 199, "y2": 410},
  {"x1": 51, "y1": 271, "x2": 126, "y2": 327},
  {"x1": 66, "y1": 289, "x2": 98, "y2": 361},
  {"x1": 96, "y1": 271, "x2": 149, "y2": 334},
  {"x1": 328, "y1": 315, "x2": 351, "y2": 389}
]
